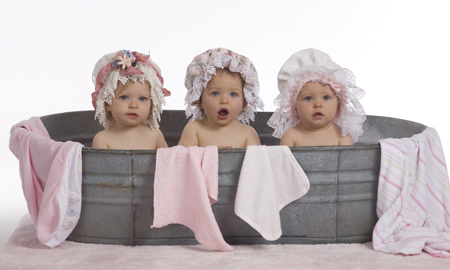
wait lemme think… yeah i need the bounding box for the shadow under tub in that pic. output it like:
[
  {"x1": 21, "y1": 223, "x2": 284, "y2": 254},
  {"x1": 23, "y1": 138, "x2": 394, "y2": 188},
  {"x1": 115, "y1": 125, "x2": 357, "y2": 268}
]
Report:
[{"x1": 40, "y1": 110, "x2": 427, "y2": 246}]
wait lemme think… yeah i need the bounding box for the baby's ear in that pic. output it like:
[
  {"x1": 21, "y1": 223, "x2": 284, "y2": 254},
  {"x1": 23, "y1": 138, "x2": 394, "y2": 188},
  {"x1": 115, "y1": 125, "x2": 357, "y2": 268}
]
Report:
[
  {"x1": 241, "y1": 100, "x2": 248, "y2": 111},
  {"x1": 196, "y1": 98, "x2": 203, "y2": 109},
  {"x1": 105, "y1": 102, "x2": 111, "y2": 112}
]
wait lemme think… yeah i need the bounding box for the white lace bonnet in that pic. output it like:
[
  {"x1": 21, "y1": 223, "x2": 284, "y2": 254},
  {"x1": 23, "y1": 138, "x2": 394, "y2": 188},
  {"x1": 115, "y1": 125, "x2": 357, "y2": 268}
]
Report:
[
  {"x1": 184, "y1": 48, "x2": 264, "y2": 124},
  {"x1": 91, "y1": 50, "x2": 171, "y2": 130},
  {"x1": 267, "y1": 48, "x2": 366, "y2": 142}
]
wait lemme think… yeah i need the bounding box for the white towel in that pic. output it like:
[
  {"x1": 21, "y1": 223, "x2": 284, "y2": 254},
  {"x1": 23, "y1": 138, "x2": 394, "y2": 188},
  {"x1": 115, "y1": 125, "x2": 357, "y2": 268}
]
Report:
[{"x1": 235, "y1": 145, "x2": 310, "y2": 240}]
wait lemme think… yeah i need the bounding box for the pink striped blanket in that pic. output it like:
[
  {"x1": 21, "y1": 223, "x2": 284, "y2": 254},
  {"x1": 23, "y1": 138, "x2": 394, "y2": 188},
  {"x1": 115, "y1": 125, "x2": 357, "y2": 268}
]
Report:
[{"x1": 373, "y1": 127, "x2": 450, "y2": 257}]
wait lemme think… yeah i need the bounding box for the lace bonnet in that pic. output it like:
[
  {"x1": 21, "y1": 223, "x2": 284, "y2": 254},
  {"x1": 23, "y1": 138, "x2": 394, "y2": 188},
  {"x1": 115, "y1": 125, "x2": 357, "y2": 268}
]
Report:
[
  {"x1": 184, "y1": 48, "x2": 264, "y2": 124},
  {"x1": 91, "y1": 50, "x2": 171, "y2": 130},
  {"x1": 267, "y1": 48, "x2": 366, "y2": 142}
]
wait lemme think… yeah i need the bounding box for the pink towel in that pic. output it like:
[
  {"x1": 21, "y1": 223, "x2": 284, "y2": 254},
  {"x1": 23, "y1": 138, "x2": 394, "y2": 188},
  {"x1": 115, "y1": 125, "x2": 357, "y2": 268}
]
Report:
[
  {"x1": 235, "y1": 145, "x2": 310, "y2": 240},
  {"x1": 373, "y1": 127, "x2": 450, "y2": 258},
  {"x1": 9, "y1": 117, "x2": 83, "y2": 248},
  {"x1": 152, "y1": 145, "x2": 233, "y2": 251}
]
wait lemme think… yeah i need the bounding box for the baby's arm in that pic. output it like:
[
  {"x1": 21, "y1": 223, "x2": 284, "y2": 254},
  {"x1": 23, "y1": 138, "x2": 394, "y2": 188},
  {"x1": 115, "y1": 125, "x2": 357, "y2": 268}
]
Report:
[
  {"x1": 92, "y1": 132, "x2": 108, "y2": 149},
  {"x1": 178, "y1": 122, "x2": 199, "y2": 147},
  {"x1": 155, "y1": 130, "x2": 169, "y2": 149},
  {"x1": 244, "y1": 126, "x2": 261, "y2": 147}
]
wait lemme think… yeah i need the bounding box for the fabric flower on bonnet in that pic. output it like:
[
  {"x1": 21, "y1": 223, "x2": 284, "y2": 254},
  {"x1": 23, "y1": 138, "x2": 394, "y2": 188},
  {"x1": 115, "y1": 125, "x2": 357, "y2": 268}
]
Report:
[
  {"x1": 184, "y1": 48, "x2": 264, "y2": 125},
  {"x1": 267, "y1": 48, "x2": 366, "y2": 143}
]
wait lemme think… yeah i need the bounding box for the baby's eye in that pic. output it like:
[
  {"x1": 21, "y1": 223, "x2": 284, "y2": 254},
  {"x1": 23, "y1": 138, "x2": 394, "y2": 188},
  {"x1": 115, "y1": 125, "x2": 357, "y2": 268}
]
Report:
[
  {"x1": 305, "y1": 96, "x2": 312, "y2": 101},
  {"x1": 119, "y1": 95, "x2": 128, "y2": 100},
  {"x1": 230, "y1": 92, "x2": 237, "y2": 97},
  {"x1": 212, "y1": 91, "x2": 220, "y2": 96},
  {"x1": 323, "y1": 95, "x2": 330, "y2": 100},
  {"x1": 139, "y1": 97, "x2": 148, "y2": 101}
]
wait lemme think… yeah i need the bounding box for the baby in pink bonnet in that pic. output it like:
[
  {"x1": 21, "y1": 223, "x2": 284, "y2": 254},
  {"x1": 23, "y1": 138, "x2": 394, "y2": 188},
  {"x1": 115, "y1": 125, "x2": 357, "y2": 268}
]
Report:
[
  {"x1": 268, "y1": 48, "x2": 366, "y2": 146},
  {"x1": 179, "y1": 48, "x2": 264, "y2": 148},
  {"x1": 90, "y1": 49, "x2": 171, "y2": 149}
]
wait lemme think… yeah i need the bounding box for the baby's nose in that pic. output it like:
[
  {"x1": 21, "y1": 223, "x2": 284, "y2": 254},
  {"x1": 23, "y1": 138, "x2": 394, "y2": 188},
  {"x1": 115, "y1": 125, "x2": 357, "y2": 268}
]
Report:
[
  {"x1": 314, "y1": 101, "x2": 322, "y2": 108},
  {"x1": 220, "y1": 96, "x2": 229, "y2": 104},
  {"x1": 129, "y1": 100, "x2": 138, "y2": 108}
]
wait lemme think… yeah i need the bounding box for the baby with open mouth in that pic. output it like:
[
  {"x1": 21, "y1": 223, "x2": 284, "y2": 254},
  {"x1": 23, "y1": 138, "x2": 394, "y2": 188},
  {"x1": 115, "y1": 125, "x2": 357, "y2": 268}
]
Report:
[
  {"x1": 268, "y1": 48, "x2": 366, "y2": 146},
  {"x1": 179, "y1": 48, "x2": 264, "y2": 148}
]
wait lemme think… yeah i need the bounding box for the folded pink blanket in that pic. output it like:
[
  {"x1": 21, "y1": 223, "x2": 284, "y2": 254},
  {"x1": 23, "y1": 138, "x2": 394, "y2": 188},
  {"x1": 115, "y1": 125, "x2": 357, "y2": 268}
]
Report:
[
  {"x1": 9, "y1": 117, "x2": 83, "y2": 248},
  {"x1": 373, "y1": 127, "x2": 450, "y2": 258},
  {"x1": 235, "y1": 145, "x2": 310, "y2": 241},
  {"x1": 152, "y1": 145, "x2": 233, "y2": 251}
]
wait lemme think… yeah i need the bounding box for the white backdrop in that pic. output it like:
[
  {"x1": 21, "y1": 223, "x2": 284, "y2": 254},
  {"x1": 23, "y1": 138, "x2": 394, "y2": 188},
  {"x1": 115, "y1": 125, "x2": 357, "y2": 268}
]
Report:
[{"x1": 1, "y1": 0, "x2": 449, "y2": 247}]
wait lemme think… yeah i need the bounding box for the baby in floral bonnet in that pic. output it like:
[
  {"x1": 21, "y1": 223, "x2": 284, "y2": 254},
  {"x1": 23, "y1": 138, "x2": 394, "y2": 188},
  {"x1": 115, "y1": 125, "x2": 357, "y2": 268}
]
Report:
[
  {"x1": 91, "y1": 49, "x2": 171, "y2": 150},
  {"x1": 267, "y1": 48, "x2": 366, "y2": 146},
  {"x1": 179, "y1": 48, "x2": 264, "y2": 148}
]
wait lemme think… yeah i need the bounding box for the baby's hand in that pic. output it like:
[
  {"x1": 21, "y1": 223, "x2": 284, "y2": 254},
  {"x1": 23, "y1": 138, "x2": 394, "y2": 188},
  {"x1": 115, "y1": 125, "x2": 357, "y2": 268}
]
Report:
[{"x1": 218, "y1": 146, "x2": 232, "y2": 149}]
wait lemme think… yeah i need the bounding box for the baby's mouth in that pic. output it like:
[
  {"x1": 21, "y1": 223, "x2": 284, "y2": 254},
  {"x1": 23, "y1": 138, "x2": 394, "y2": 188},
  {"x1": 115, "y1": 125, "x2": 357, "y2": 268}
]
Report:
[
  {"x1": 313, "y1": 112, "x2": 324, "y2": 119},
  {"x1": 218, "y1": 109, "x2": 229, "y2": 116}
]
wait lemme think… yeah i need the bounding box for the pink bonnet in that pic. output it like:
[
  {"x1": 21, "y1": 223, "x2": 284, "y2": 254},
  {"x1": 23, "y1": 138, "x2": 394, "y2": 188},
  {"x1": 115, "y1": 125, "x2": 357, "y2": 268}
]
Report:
[
  {"x1": 184, "y1": 48, "x2": 264, "y2": 124},
  {"x1": 91, "y1": 50, "x2": 170, "y2": 130},
  {"x1": 267, "y1": 48, "x2": 366, "y2": 142}
]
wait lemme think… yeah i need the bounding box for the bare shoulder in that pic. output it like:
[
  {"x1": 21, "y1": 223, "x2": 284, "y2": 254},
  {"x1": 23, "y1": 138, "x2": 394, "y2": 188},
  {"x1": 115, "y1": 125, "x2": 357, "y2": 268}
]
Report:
[
  {"x1": 339, "y1": 134, "x2": 354, "y2": 145},
  {"x1": 333, "y1": 123, "x2": 353, "y2": 146},
  {"x1": 92, "y1": 130, "x2": 110, "y2": 149},
  {"x1": 241, "y1": 124, "x2": 260, "y2": 147},
  {"x1": 178, "y1": 120, "x2": 201, "y2": 147},
  {"x1": 239, "y1": 123, "x2": 257, "y2": 134},
  {"x1": 188, "y1": 120, "x2": 204, "y2": 129},
  {"x1": 182, "y1": 120, "x2": 205, "y2": 132},
  {"x1": 280, "y1": 126, "x2": 302, "y2": 147}
]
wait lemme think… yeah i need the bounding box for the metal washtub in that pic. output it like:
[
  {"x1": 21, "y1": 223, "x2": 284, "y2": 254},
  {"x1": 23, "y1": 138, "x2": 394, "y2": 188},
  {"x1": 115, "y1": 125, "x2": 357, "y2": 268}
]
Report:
[{"x1": 40, "y1": 110, "x2": 427, "y2": 245}]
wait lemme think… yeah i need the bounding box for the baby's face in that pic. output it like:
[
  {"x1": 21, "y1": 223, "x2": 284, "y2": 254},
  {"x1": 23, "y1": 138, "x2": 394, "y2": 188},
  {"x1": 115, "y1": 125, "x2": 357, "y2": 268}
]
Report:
[
  {"x1": 199, "y1": 68, "x2": 246, "y2": 126},
  {"x1": 106, "y1": 81, "x2": 152, "y2": 128},
  {"x1": 295, "y1": 81, "x2": 339, "y2": 131}
]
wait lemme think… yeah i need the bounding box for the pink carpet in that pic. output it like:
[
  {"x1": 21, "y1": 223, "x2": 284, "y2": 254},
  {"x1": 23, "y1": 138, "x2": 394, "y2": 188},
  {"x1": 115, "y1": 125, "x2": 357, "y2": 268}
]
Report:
[{"x1": 0, "y1": 215, "x2": 448, "y2": 269}]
